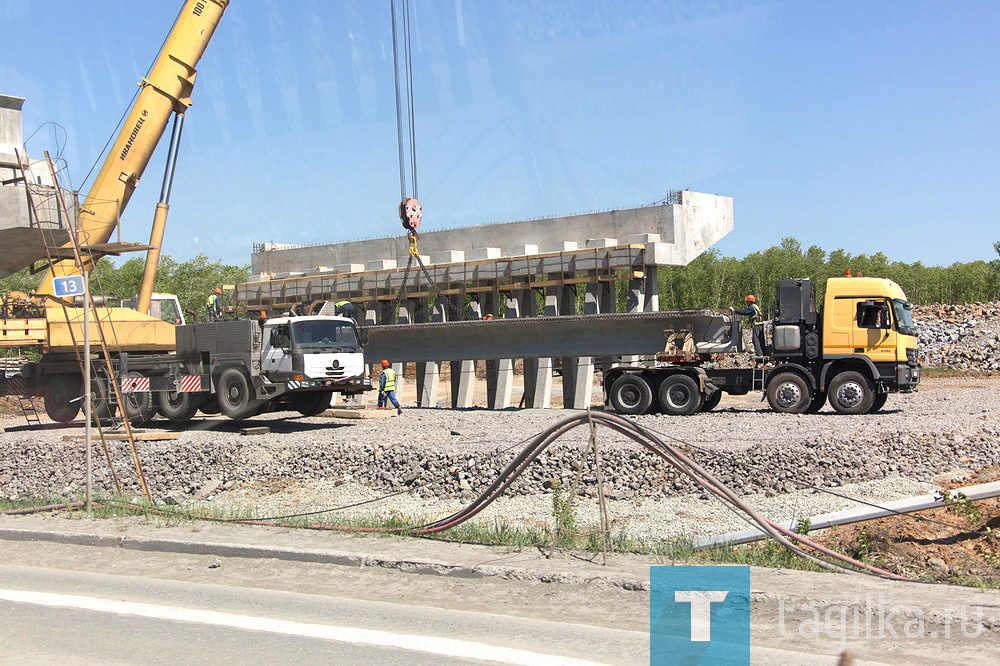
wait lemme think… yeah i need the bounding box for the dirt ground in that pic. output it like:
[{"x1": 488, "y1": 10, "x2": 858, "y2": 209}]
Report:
[{"x1": 820, "y1": 466, "x2": 1000, "y2": 586}]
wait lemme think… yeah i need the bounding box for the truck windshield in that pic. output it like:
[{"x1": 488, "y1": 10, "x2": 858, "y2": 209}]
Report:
[
  {"x1": 291, "y1": 320, "x2": 359, "y2": 349},
  {"x1": 891, "y1": 299, "x2": 916, "y2": 337}
]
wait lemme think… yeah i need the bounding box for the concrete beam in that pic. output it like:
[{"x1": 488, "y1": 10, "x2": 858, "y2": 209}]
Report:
[
  {"x1": 365, "y1": 310, "x2": 735, "y2": 363},
  {"x1": 251, "y1": 193, "x2": 733, "y2": 274}
]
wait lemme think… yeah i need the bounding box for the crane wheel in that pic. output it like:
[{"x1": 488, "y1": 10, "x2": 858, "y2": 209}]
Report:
[
  {"x1": 157, "y1": 390, "x2": 200, "y2": 423},
  {"x1": 699, "y1": 389, "x2": 723, "y2": 412},
  {"x1": 44, "y1": 374, "x2": 81, "y2": 423},
  {"x1": 122, "y1": 372, "x2": 156, "y2": 424}
]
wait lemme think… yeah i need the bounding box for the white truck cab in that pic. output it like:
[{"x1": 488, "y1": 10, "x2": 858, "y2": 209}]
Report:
[{"x1": 261, "y1": 314, "x2": 367, "y2": 389}]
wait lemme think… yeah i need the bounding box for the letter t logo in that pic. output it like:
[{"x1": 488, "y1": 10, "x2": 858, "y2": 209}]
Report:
[{"x1": 674, "y1": 590, "x2": 729, "y2": 641}]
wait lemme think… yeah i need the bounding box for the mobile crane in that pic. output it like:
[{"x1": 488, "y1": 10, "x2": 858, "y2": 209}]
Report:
[{"x1": 0, "y1": 0, "x2": 371, "y2": 423}]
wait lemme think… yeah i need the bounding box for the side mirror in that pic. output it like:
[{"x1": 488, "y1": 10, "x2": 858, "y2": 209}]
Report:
[
  {"x1": 360, "y1": 329, "x2": 369, "y2": 345},
  {"x1": 269, "y1": 330, "x2": 280, "y2": 347}
]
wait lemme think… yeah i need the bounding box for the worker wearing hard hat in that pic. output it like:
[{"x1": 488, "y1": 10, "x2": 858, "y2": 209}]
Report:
[
  {"x1": 733, "y1": 295, "x2": 765, "y2": 357},
  {"x1": 206, "y1": 287, "x2": 222, "y2": 322},
  {"x1": 377, "y1": 359, "x2": 402, "y2": 415}
]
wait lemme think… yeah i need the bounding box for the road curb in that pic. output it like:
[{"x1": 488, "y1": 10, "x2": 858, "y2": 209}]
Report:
[{"x1": 0, "y1": 527, "x2": 650, "y2": 591}]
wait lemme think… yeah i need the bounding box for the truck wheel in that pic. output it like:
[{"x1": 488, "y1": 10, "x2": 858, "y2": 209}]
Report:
[
  {"x1": 293, "y1": 391, "x2": 332, "y2": 416},
  {"x1": 827, "y1": 371, "x2": 874, "y2": 415},
  {"x1": 609, "y1": 375, "x2": 653, "y2": 415},
  {"x1": 122, "y1": 372, "x2": 156, "y2": 424},
  {"x1": 766, "y1": 372, "x2": 812, "y2": 414},
  {"x1": 44, "y1": 374, "x2": 81, "y2": 423},
  {"x1": 868, "y1": 392, "x2": 888, "y2": 413},
  {"x1": 217, "y1": 367, "x2": 263, "y2": 420},
  {"x1": 699, "y1": 389, "x2": 723, "y2": 412},
  {"x1": 657, "y1": 375, "x2": 703, "y2": 415},
  {"x1": 805, "y1": 391, "x2": 826, "y2": 413},
  {"x1": 88, "y1": 376, "x2": 117, "y2": 424},
  {"x1": 158, "y1": 390, "x2": 200, "y2": 423}
]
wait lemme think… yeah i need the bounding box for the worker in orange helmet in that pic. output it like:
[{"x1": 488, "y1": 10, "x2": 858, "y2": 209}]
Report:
[
  {"x1": 377, "y1": 359, "x2": 402, "y2": 414},
  {"x1": 206, "y1": 287, "x2": 223, "y2": 322},
  {"x1": 732, "y1": 294, "x2": 765, "y2": 357}
]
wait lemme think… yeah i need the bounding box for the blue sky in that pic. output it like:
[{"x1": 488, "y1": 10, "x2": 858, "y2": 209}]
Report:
[{"x1": 2, "y1": 1, "x2": 997, "y2": 267}]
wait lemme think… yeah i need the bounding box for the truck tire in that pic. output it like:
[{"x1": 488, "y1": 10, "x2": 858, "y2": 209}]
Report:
[
  {"x1": 199, "y1": 399, "x2": 221, "y2": 415},
  {"x1": 609, "y1": 375, "x2": 653, "y2": 415},
  {"x1": 657, "y1": 374, "x2": 703, "y2": 415},
  {"x1": 868, "y1": 392, "x2": 888, "y2": 413},
  {"x1": 766, "y1": 372, "x2": 812, "y2": 414},
  {"x1": 699, "y1": 389, "x2": 723, "y2": 412},
  {"x1": 293, "y1": 391, "x2": 332, "y2": 416},
  {"x1": 157, "y1": 390, "x2": 200, "y2": 423},
  {"x1": 89, "y1": 376, "x2": 117, "y2": 424},
  {"x1": 217, "y1": 367, "x2": 263, "y2": 420},
  {"x1": 122, "y1": 372, "x2": 156, "y2": 424},
  {"x1": 44, "y1": 374, "x2": 81, "y2": 423},
  {"x1": 828, "y1": 371, "x2": 874, "y2": 415}
]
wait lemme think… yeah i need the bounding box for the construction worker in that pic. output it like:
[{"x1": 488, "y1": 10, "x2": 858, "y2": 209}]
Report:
[
  {"x1": 378, "y1": 359, "x2": 402, "y2": 414},
  {"x1": 333, "y1": 300, "x2": 354, "y2": 319},
  {"x1": 206, "y1": 287, "x2": 222, "y2": 322},
  {"x1": 733, "y1": 295, "x2": 765, "y2": 357}
]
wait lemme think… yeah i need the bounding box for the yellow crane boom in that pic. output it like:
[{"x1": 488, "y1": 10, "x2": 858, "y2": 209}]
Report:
[{"x1": 39, "y1": 0, "x2": 228, "y2": 296}]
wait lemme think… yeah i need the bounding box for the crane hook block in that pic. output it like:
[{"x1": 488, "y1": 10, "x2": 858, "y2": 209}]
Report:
[{"x1": 399, "y1": 198, "x2": 422, "y2": 233}]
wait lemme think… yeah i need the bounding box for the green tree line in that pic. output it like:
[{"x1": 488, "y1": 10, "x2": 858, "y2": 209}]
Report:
[
  {"x1": 0, "y1": 254, "x2": 249, "y2": 318},
  {"x1": 654, "y1": 237, "x2": 1000, "y2": 314}
]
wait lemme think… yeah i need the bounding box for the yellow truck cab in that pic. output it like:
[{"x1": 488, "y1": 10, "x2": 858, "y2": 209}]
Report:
[{"x1": 765, "y1": 276, "x2": 920, "y2": 414}]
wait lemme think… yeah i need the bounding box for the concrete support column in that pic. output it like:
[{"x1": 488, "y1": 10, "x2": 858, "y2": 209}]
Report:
[
  {"x1": 586, "y1": 275, "x2": 615, "y2": 375},
  {"x1": 450, "y1": 295, "x2": 475, "y2": 408},
  {"x1": 416, "y1": 298, "x2": 442, "y2": 408},
  {"x1": 550, "y1": 283, "x2": 591, "y2": 409},
  {"x1": 515, "y1": 289, "x2": 548, "y2": 408},
  {"x1": 620, "y1": 274, "x2": 647, "y2": 365},
  {"x1": 485, "y1": 289, "x2": 513, "y2": 409}
]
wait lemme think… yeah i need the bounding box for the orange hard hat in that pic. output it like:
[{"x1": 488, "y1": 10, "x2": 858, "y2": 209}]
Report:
[
  {"x1": 745, "y1": 295, "x2": 756, "y2": 303},
  {"x1": 380, "y1": 359, "x2": 390, "y2": 367},
  {"x1": 214, "y1": 288, "x2": 222, "y2": 294}
]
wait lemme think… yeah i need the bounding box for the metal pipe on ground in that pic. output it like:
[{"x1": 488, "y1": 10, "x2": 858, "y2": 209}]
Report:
[{"x1": 692, "y1": 480, "x2": 1000, "y2": 551}]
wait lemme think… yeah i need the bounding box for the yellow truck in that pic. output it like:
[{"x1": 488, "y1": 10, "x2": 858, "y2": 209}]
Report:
[{"x1": 605, "y1": 276, "x2": 921, "y2": 415}]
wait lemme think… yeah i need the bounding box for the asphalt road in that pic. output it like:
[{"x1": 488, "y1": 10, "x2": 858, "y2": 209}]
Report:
[{"x1": 0, "y1": 558, "x2": 646, "y2": 665}]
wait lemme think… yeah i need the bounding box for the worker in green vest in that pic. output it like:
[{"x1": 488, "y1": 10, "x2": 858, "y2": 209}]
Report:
[
  {"x1": 206, "y1": 287, "x2": 222, "y2": 322},
  {"x1": 377, "y1": 359, "x2": 402, "y2": 414},
  {"x1": 733, "y1": 294, "x2": 765, "y2": 356},
  {"x1": 334, "y1": 300, "x2": 354, "y2": 318}
]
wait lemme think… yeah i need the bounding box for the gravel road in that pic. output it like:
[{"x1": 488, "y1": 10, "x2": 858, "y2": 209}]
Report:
[{"x1": 2, "y1": 376, "x2": 997, "y2": 543}]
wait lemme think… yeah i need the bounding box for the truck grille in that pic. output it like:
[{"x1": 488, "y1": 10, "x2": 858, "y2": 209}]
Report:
[{"x1": 324, "y1": 365, "x2": 345, "y2": 378}]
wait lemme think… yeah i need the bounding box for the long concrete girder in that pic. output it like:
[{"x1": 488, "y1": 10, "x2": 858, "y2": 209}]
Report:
[
  {"x1": 364, "y1": 310, "x2": 736, "y2": 364},
  {"x1": 251, "y1": 191, "x2": 733, "y2": 275}
]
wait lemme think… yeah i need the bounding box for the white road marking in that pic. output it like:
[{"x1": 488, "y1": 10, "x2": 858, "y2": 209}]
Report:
[{"x1": 0, "y1": 589, "x2": 607, "y2": 666}]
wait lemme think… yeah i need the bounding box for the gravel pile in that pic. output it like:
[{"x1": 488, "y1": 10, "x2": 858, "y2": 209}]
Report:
[
  {"x1": 914, "y1": 302, "x2": 1000, "y2": 372},
  {"x1": 1, "y1": 379, "x2": 997, "y2": 507}
]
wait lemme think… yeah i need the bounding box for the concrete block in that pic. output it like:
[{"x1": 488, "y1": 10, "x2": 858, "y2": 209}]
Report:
[
  {"x1": 367, "y1": 259, "x2": 398, "y2": 271},
  {"x1": 247, "y1": 274, "x2": 270, "y2": 283},
  {"x1": 273, "y1": 272, "x2": 304, "y2": 279},
  {"x1": 467, "y1": 247, "x2": 501, "y2": 261},
  {"x1": 514, "y1": 244, "x2": 539, "y2": 256},
  {"x1": 544, "y1": 241, "x2": 578, "y2": 253},
  {"x1": 431, "y1": 250, "x2": 465, "y2": 264},
  {"x1": 585, "y1": 238, "x2": 618, "y2": 248},
  {"x1": 335, "y1": 263, "x2": 365, "y2": 274},
  {"x1": 627, "y1": 233, "x2": 661, "y2": 244},
  {"x1": 303, "y1": 266, "x2": 331, "y2": 275}
]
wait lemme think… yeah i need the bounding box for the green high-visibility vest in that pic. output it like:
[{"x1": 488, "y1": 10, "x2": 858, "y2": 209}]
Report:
[
  {"x1": 334, "y1": 300, "x2": 350, "y2": 308},
  {"x1": 382, "y1": 368, "x2": 396, "y2": 391}
]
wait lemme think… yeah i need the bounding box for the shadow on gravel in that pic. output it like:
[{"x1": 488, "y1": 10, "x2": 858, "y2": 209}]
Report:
[{"x1": 148, "y1": 417, "x2": 354, "y2": 434}]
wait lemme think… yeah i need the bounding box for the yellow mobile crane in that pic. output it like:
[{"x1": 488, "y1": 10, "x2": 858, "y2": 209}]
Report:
[{"x1": 0, "y1": 0, "x2": 228, "y2": 419}]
